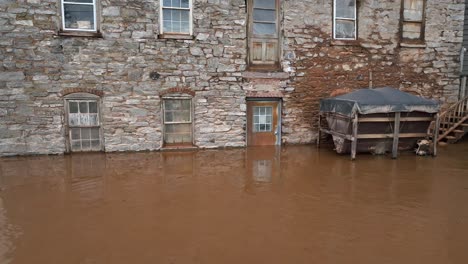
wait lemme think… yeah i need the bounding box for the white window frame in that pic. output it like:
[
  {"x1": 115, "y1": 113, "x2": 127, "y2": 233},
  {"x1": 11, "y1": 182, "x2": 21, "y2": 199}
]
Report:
[
  {"x1": 333, "y1": 0, "x2": 357, "y2": 40},
  {"x1": 159, "y1": 0, "x2": 193, "y2": 35},
  {"x1": 162, "y1": 97, "x2": 193, "y2": 145},
  {"x1": 64, "y1": 93, "x2": 103, "y2": 152},
  {"x1": 61, "y1": 0, "x2": 97, "y2": 32}
]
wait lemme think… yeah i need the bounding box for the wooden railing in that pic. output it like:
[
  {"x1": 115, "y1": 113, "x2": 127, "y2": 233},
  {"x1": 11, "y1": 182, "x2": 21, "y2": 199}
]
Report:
[{"x1": 434, "y1": 95, "x2": 468, "y2": 142}]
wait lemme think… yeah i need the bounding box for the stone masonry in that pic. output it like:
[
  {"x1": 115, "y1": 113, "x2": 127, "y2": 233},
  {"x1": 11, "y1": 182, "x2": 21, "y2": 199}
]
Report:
[{"x1": 0, "y1": 0, "x2": 465, "y2": 156}]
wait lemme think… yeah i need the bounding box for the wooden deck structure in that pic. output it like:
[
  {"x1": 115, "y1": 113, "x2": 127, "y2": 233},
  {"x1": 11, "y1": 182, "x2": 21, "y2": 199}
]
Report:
[{"x1": 318, "y1": 112, "x2": 439, "y2": 160}]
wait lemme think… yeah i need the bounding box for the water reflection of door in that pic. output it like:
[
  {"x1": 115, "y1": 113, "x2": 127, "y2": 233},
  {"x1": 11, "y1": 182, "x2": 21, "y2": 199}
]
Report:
[
  {"x1": 246, "y1": 146, "x2": 281, "y2": 184},
  {"x1": 247, "y1": 100, "x2": 280, "y2": 146}
]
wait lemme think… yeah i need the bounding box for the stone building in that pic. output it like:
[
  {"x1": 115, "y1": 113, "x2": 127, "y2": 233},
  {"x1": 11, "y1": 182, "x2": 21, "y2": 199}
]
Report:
[{"x1": 0, "y1": 0, "x2": 465, "y2": 156}]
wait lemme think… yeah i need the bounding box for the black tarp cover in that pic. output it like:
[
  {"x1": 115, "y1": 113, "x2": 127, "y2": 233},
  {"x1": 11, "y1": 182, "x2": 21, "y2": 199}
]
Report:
[{"x1": 319, "y1": 87, "x2": 440, "y2": 117}]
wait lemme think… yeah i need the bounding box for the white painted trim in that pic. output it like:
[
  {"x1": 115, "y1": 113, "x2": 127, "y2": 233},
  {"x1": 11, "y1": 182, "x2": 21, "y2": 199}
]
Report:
[
  {"x1": 61, "y1": 0, "x2": 97, "y2": 32},
  {"x1": 160, "y1": 0, "x2": 193, "y2": 35},
  {"x1": 333, "y1": 0, "x2": 357, "y2": 40}
]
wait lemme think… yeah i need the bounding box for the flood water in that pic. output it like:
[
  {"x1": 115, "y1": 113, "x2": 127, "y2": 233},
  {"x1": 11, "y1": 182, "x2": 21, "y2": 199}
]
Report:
[{"x1": 1, "y1": 142, "x2": 468, "y2": 264}]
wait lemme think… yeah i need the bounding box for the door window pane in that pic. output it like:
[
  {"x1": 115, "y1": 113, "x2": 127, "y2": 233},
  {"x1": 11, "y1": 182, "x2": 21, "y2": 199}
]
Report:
[{"x1": 253, "y1": 106, "x2": 273, "y2": 132}]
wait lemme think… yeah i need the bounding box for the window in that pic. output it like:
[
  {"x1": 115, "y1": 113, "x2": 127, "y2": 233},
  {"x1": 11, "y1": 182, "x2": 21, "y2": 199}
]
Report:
[
  {"x1": 61, "y1": 0, "x2": 97, "y2": 32},
  {"x1": 161, "y1": 0, "x2": 192, "y2": 34},
  {"x1": 67, "y1": 99, "x2": 102, "y2": 152},
  {"x1": 248, "y1": 0, "x2": 279, "y2": 67},
  {"x1": 163, "y1": 99, "x2": 193, "y2": 145},
  {"x1": 333, "y1": 0, "x2": 357, "y2": 40},
  {"x1": 253, "y1": 106, "x2": 273, "y2": 132},
  {"x1": 401, "y1": 0, "x2": 425, "y2": 42}
]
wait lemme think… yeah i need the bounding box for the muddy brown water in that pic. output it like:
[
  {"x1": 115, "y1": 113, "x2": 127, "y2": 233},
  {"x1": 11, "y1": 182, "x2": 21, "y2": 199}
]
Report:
[{"x1": 1, "y1": 142, "x2": 468, "y2": 264}]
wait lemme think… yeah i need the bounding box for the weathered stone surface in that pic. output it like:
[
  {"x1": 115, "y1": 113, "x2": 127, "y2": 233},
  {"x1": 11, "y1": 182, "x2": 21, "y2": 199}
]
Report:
[{"x1": 0, "y1": 0, "x2": 464, "y2": 156}]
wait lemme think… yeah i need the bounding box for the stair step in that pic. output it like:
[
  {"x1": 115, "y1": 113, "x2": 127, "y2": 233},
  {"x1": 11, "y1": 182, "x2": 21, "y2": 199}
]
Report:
[{"x1": 439, "y1": 128, "x2": 465, "y2": 133}]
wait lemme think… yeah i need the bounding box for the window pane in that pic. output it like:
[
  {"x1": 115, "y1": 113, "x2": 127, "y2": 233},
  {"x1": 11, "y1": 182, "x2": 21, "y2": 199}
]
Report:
[
  {"x1": 63, "y1": 4, "x2": 94, "y2": 30},
  {"x1": 253, "y1": 9, "x2": 276, "y2": 22},
  {"x1": 253, "y1": 23, "x2": 276, "y2": 35},
  {"x1": 174, "y1": 111, "x2": 190, "y2": 122},
  {"x1": 335, "y1": 0, "x2": 356, "y2": 19},
  {"x1": 88, "y1": 114, "x2": 98, "y2": 126},
  {"x1": 91, "y1": 140, "x2": 100, "y2": 149},
  {"x1": 402, "y1": 22, "x2": 422, "y2": 39},
  {"x1": 69, "y1": 113, "x2": 80, "y2": 126},
  {"x1": 90, "y1": 128, "x2": 100, "y2": 140},
  {"x1": 165, "y1": 111, "x2": 173, "y2": 122},
  {"x1": 64, "y1": 0, "x2": 93, "y2": 3},
  {"x1": 81, "y1": 140, "x2": 91, "y2": 150},
  {"x1": 254, "y1": 0, "x2": 275, "y2": 9},
  {"x1": 71, "y1": 128, "x2": 81, "y2": 140},
  {"x1": 79, "y1": 102, "x2": 88, "y2": 113},
  {"x1": 164, "y1": 124, "x2": 192, "y2": 144},
  {"x1": 81, "y1": 128, "x2": 91, "y2": 140},
  {"x1": 181, "y1": 0, "x2": 189, "y2": 8},
  {"x1": 80, "y1": 114, "x2": 90, "y2": 125},
  {"x1": 88, "y1": 101, "x2": 97, "y2": 113},
  {"x1": 69, "y1": 102, "x2": 78, "y2": 113},
  {"x1": 404, "y1": 0, "x2": 424, "y2": 21},
  {"x1": 253, "y1": 106, "x2": 273, "y2": 132},
  {"x1": 180, "y1": 10, "x2": 189, "y2": 22},
  {"x1": 335, "y1": 20, "x2": 355, "y2": 39},
  {"x1": 71, "y1": 140, "x2": 81, "y2": 150},
  {"x1": 163, "y1": 0, "x2": 172, "y2": 7}
]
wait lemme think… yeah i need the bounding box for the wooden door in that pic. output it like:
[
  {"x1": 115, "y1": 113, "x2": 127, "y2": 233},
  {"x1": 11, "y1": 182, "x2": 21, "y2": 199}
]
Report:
[{"x1": 247, "y1": 100, "x2": 280, "y2": 146}]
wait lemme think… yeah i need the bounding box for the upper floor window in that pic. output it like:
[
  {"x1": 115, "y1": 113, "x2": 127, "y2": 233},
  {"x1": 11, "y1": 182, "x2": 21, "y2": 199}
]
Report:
[
  {"x1": 61, "y1": 0, "x2": 97, "y2": 32},
  {"x1": 248, "y1": 0, "x2": 280, "y2": 69},
  {"x1": 401, "y1": 0, "x2": 425, "y2": 42},
  {"x1": 161, "y1": 0, "x2": 192, "y2": 35},
  {"x1": 333, "y1": 0, "x2": 357, "y2": 40}
]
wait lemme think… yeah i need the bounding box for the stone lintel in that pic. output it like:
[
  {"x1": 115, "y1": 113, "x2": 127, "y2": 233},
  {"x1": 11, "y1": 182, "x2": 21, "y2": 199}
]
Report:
[{"x1": 242, "y1": 71, "x2": 289, "y2": 80}]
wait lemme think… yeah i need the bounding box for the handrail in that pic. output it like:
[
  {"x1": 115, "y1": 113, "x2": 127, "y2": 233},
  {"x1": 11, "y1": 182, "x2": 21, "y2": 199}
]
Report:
[
  {"x1": 438, "y1": 94, "x2": 468, "y2": 119},
  {"x1": 435, "y1": 95, "x2": 468, "y2": 142}
]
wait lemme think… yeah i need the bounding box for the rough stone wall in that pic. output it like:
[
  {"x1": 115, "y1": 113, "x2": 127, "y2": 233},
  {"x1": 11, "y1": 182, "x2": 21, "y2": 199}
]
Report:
[
  {"x1": 0, "y1": 0, "x2": 465, "y2": 156},
  {"x1": 0, "y1": 0, "x2": 248, "y2": 156},
  {"x1": 280, "y1": 0, "x2": 464, "y2": 144}
]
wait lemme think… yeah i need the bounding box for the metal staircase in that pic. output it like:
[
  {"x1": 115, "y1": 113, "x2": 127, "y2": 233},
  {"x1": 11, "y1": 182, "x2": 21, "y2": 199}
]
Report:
[{"x1": 432, "y1": 95, "x2": 468, "y2": 144}]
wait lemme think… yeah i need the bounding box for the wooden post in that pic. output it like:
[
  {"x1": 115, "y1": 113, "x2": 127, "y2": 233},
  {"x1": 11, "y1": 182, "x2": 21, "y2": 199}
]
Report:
[
  {"x1": 317, "y1": 114, "x2": 321, "y2": 148},
  {"x1": 433, "y1": 113, "x2": 440, "y2": 157},
  {"x1": 392, "y1": 112, "x2": 401, "y2": 159},
  {"x1": 351, "y1": 114, "x2": 358, "y2": 160}
]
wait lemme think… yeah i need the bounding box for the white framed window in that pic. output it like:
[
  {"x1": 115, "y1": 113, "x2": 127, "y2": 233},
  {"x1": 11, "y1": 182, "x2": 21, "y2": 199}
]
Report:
[
  {"x1": 66, "y1": 98, "x2": 102, "y2": 152},
  {"x1": 61, "y1": 0, "x2": 97, "y2": 32},
  {"x1": 160, "y1": 0, "x2": 192, "y2": 35},
  {"x1": 333, "y1": 0, "x2": 357, "y2": 40},
  {"x1": 163, "y1": 98, "x2": 193, "y2": 145},
  {"x1": 401, "y1": 0, "x2": 425, "y2": 42}
]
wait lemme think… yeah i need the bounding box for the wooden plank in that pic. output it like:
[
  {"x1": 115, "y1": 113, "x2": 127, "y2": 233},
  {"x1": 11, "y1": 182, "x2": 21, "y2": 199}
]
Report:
[
  {"x1": 351, "y1": 114, "x2": 358, "y2": 160},
  {"x1": 433, "y1": 113, "x2": 440, "y2": 157},
  {"x1": 317, "y1": 114, "x2": 321, "y2": 148},
  {"x1": 392, "y1": 112, "x2": 401, "y2": 159},
  {"x1": 358, "y1": 117, "x2": 434, "y2": 122},
  {"x1": 357, "y1": 133, "x2": 428, "y2": 139}
]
